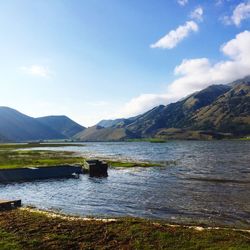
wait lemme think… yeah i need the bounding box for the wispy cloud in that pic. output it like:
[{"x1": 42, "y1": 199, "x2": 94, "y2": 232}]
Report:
[
  {"x1": 20, "y1": 65, "x2": 52, "y2": 78},
  {"x1": 177, "y1": 0, "x2": 188, "y2": 6},
  {"x1": 190, "y1": 6, "x2": 203, "y2": 21},
  {"x1": 150, "y1": 21, "x2": 198, "y2": 49},
  {"x1": 120, "y1": 30, "x2": 250, "y2": 117},
  {"x1": 151, "y1": 6, "x2": 203, "y2": 50},
  {"x1": 223, "y1": 1, "x2": 250, "y2": 26}
]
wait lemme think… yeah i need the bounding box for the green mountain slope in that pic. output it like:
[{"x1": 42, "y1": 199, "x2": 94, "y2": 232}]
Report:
[
  {"x1": 192, "y1": 81, "x2": 250, "y2": 136},
  {"x1": 79, "y1": 77, "x2": 250, "y2": 141},
  {"x1": 37, "y1": 115, "x2": 85, "y2": 138},
  {"x1": 127, "y1": 84, "x2": 231, "y2": 137}
]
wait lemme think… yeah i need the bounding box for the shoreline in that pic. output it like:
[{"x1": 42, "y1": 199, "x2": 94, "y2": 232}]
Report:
[
  {"x1": 21, "y1": 206, "x2": 250, "y2": 233},
  {"x1": 0, "y1": 207, "x2": 249, "y2": 249}
]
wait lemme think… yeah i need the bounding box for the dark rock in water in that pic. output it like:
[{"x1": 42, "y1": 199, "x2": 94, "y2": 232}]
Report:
[{"x1": 86, "y1": 160, "x2": 108, "y2": 177}]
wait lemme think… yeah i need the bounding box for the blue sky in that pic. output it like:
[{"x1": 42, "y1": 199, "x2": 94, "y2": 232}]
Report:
[{"x1": 0, "y1": 0, "x2": 249, "y2": 126}]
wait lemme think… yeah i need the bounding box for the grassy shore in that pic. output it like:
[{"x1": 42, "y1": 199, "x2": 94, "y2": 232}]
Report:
[{"x1": 0, "y1": 208, "x2": 249, "y2": 250}]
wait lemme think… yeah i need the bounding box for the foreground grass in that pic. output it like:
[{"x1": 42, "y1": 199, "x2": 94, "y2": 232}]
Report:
[{"x1": 0, "y1": 208, "x2": 249, "y2": 250}]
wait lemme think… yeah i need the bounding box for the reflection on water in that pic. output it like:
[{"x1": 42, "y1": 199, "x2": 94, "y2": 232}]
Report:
[{"x1": 0, "y1": 141, "x2": 249, "y2": 228}]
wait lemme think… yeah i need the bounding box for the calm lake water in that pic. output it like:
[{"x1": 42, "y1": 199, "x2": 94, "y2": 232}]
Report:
[{"x1": 0, "y1": 141, "x2": 250, "y2": 228}]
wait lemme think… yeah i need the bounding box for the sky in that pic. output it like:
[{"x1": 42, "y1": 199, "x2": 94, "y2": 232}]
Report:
[{"x1": 0, "y1": 0, "x2": 250, "y2": 126}]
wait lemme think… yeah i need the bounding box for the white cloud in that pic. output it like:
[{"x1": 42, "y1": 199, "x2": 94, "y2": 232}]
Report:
[
  {"x1": 190, "y1": 6, "x2": 203, "y2": 21},
  {"x1": 120, "y1": 94, "x2": 172, "y2": 118},
  {"x1": 20, "y1": 65, "x2": 51, "y2": 78},
  {"x1": 223, "y1": 1, "x2": 250, "y2": 26},
  {"x1": 177, "y1": 0, "x2": 188, "y2": 6},
  {"x1": 150, "y1": 21, "x2": 198, "y2": 49},
  {"x1": 119, "y1": 30, "x2": 250, "y2": 117}
]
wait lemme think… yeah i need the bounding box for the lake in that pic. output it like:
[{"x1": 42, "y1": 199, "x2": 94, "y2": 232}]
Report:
[{"x1": 0, "y1": 141, "x2": 249, "y2": 228}]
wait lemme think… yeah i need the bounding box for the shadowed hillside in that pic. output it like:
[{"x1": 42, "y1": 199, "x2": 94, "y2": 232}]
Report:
[
  {"x1": 0, "y1": 107, "x2": 66, "y2": 141},
  {"x1": 37, "y1": 115, "x2": 85, "y2": 138}
]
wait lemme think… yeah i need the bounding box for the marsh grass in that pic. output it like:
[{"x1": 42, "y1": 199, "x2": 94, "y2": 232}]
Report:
[
  {"x1": 107, "y1": 160, "x2": 162, "y2": 168},
  {"x1": 0, "y1": 149, "x2": 85, "y2": 169},
  {"x1": 0, "y1": 143, "x2": 84, "y2": 150}
]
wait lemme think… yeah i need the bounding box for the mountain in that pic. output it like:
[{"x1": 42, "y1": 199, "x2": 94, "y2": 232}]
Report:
[
  {"x1": 73, "y1": 125, "x2": 137, "y2": 141},
  {"x1": 37, "y1": 115, "x2": 85, "y2": 138},
  {"x1": 228, "y1": 75, "x2": 250, "y2": 87},
  {"x1": 126, "y1": 84, "x2": 231, "y2": 137},
  {"x1": 97, "y1": 116, "x2": 138, "y2": 128},
  {"x1": 0, "y1": 107, "x2": 66, "y2": 141},
  {"x1": 136, "y1": 81, "x2": 249, "y2": 139},
  {"x1": 75, "y1": 77, "x2": 250, "y2": 141},
  {"x1": 192, "y1": 81, "x2": 250, "y2": 136},
  {"x1": 97, "y1": 119, "x2": 127, "y2": 128}
]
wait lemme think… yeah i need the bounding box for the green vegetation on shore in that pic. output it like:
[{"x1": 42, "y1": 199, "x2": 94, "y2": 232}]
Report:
[
  {"x1": 107, "y1": 160, "x2": 160, "y2": 168},
  {"x1": 0, "y1": 143, "x2": 162, "y2": 170},
  {"x1": 126, "y1": 138, "x2": 167, "y2": 143},
  {"x1": 0, "y1": 143, "x2": 84, "y2": 150},
  {"x1": 0, "y1": 146, "x2": 85, "y2": 169},
  {"x1": 0, "y1": 150, "x2": 85, "y2": 169},
  {"x1": 0, "y1": 208, "x2": 249, "y2": 250},
  {"x1": 239, "y1": 137, "x2": 250, "y2": 141}
]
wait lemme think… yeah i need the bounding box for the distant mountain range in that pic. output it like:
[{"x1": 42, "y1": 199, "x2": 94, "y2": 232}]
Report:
[
  {"x1": 0, "y1": 107, "x2": 85, "y2": 142},
  {"x1": 74, "y1": 76, "x2": 250, "y2": 141},
  {"x1": 0, "y1": 76, "x2": 249, "y2": 142}
]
